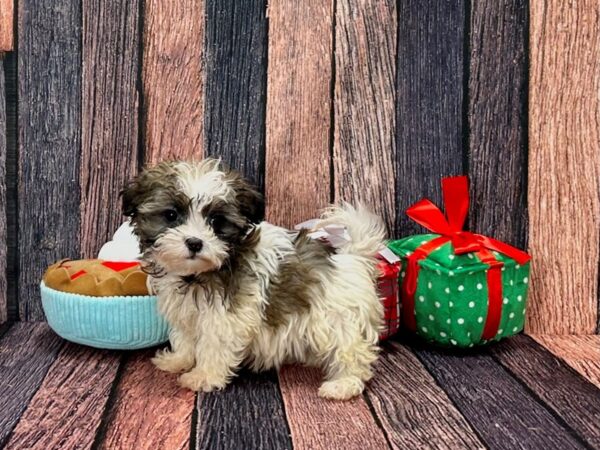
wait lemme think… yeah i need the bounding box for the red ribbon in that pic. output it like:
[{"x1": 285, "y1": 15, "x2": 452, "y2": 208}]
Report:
[{"x1": 402, "y1": 176, "x2": 531, "y2": 340}]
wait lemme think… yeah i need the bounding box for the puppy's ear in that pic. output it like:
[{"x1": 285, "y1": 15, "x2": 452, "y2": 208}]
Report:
[
  {"x1": 121, "y1": 177, "x2": 142, "y2": 217},
  {"x1": 234, "y1": 178, "x2": 265, "y2": 224}
]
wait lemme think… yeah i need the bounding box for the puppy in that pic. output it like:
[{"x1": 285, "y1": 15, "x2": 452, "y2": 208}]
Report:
[{"x1": 122, "y1": 159, "x2": 386, "y2": 400}]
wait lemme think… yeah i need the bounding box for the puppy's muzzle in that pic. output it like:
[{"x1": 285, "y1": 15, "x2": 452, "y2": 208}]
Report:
[{"x1": 185, "y1": 238, "x2": 204, "y2": 255}]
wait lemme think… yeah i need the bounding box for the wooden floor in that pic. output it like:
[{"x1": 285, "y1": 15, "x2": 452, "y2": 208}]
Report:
[{"x1": 0, "y1": 323, "x2": 599, "y2": 450}]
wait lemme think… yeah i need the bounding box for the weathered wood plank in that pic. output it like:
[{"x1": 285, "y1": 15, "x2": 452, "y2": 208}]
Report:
[
  {"x1": 0, "y1": 59, "x2": 6, "y2": 324},
  {"x1": 334, "y1": 0, "x2": 396, "y2": 233},
  {"x1": 0, "y1": 0, "x2": 13, "y2": 51},
  {"x1": 204, "y1": 0, "x2": 267, "y2": 191},
  {"x1": 395, "y1": 1, "x2": 465, "y2": 235},
  {"x1": 0, "y1": 323, "x2": 65, "y2": 447},
  {"x1": 468, "y1": 0, "x2": 528, "y2": 248},
  {"x1": 413, "y1": 343, "x2": 586, "y2": 449},
  {"x1": 81, "y1": 0, "x2": 140, "y2": 258},
  {"x1": 527, "y1": 0, "x2": 600, "y2": 333},
  {"x1": 265, "y1": 0, "x2": 333, "y2": 227},
  {"x1": 143, "y1": 0, "x2": 204, "y2": 163},
  {"x1": 491, "y1": 335, "x2": 600, "y2": 448},
  {"x1": 4, "y1": 344, "x2": 121, "y2": 450},
  {"x1": 278, "y1": 365, "x2": 388, "y2": 450},
  {"x1": 98, "y1": 350, "x2": 195, "y2": 450},
  {"x1": 533, "y1": 335, "x2": 600, "y2": 389},
  {"x1": 366, "y1": 342, "x2": 483, "y2": 449},
  {"x1": 196, "y1": 369, "x2": 292, "y2": 450},
  {"x1": 18, "y1": 0, "x2": 82, "y2": 320}
]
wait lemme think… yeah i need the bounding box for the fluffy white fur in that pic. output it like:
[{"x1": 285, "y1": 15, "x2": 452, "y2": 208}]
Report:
[{"x1": 133, "y1": 161, "x2": 386, "y2": 400}]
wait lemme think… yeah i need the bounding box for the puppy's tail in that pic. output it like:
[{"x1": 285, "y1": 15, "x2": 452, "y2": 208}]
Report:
[{"x1": 318, "y1": 203, "x2": 387, "y2": 258}]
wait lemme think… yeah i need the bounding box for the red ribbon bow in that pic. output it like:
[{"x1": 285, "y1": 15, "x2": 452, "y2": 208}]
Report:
[{"x1": 402, "y1": 176, "x2": 531, "y2": 341}]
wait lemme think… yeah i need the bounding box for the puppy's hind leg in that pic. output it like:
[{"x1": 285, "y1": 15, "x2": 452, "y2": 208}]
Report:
[{"x1": 152, "y1": 327, "x2": 195, "y2": 373}]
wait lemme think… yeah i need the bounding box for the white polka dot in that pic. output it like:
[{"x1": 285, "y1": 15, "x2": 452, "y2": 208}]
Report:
[
  {"x1": 440, "y1": 332, "x2": 447, "y2": 337},
  {"x1": 457, "y1": 318, "x2": 465, "y2": 325},
  {"x1": 421, "y1": 241, "x2": 427, "y2": 245},
  {"x1": 510, "y1": 279, "x2": 514, "y2": 286},
  {"x1": 501, "y1": 267, "x2": 506, "y2": 272},
  {"x1": 493, "y1": 251, "x2": 500, "y2": 257},
  {"x1": 400, "y1": 271, "x2": 405, "y2": 278},
  {"x1": 449, "y1": 271, "x2": 455, "y2": 276},
  {"x1": 477, "y1": 317, "x2": 484, "y2": 323},
  {"x1": 513, "y1": 326, "x2": 519, "y2": 332},
  {"x1": 421, "y1": 326, "x2": 428, "y2": 333},
  {"x1": 517, "y1": 295, "x2": 523, "y2": 302},
  {"x1": 469, "y1": 301, "x2": 475, "y2": 308},
  {"x1": 469, "y1": 343, "x2": 474, "y2": 348},
  {"x1": 509, "y1": 312, "x2": 515, "y2": 319},
  {"x1": 428, "y1": 314, "x2": 435, "y2": 321},
  {"x1": 418, "y1": 295, "x2": 425, "y2": 302},
  {"x1": 445, "y1": 287, "x2": 450, "y2": 294},
  {"x1": 406, "y1": 251, "x2": 412, "y2": 256},
  {"x1": 523, "y1": 277, "x2": 529, "y2": 284},
  {"x1": 477, "y1": 283, "x2": 483, "y2": 290},
  {"x1": 447, "y1": 318, "x2": 451, "y2": 324},
  {"x1": 458, "y1": 285, "x2": 464, "y2": 292},
  {"x1": 467, "y1": 332, "x2": 472, "y2": 337},
  {"x1": 449, "y1": 301, "x2": 454, "y2": 307},
  {"x1": 428, "y1": 282, "x2": 432, "y2": 289},
  {"x1": 434, "y1": 301, "x2": 441, "y2": 308},
  {"x1": 457, "y1": 266, "x2": 463, "y2": 270},
  {"x1": 497, "y1": 329, "x2": 503, "y2": 335},
  {"x1": 436, "y1": 269, "x2": 441, "y2": 275},
  {"x1": 503, "y1": 297, "x2": 509, "y2": 304},
  {"x1": 450, "y1": 339, "x2": 457, "y2": 345},
  {"x1": 515, "y1": 264, "x2": 521, "y2": 269},
  {"x1": 523, "y1": 308, "x2": 527, "y2": 315},
  {"x1": 468, "y1": 271, "x2": 474, "y2": 275},
  {"x1": 448, "y1": 254, "x2": 455, "y2": 260},
  {"x1": 468, "y1": 254, "x2": 474, "y2": 259}
]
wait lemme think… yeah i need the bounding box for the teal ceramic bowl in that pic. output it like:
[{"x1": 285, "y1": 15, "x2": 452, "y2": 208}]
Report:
[{"x1": 40, "y1": 282, "x2": 169, "y2": 350}]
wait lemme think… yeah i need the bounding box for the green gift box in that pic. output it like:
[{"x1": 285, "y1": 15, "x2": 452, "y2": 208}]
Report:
[{"x1": 388, "y1": 176, "x2": 531, "y2": 347}]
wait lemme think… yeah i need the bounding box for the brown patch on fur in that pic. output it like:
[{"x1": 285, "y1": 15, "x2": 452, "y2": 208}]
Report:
[{"x1": 264, "y1": 230, "x2": 335, "y2": 327}]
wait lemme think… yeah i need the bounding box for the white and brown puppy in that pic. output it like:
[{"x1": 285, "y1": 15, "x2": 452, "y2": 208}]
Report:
[{"x1": 122, "y1": 159, "x2": 386, "y2": 400}]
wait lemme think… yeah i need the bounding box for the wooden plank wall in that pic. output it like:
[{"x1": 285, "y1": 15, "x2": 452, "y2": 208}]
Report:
[{"x1": 0, "y1": 0, "x2": 597, "y2": 332}]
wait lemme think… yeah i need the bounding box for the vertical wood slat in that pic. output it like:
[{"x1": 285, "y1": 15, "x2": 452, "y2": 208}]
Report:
[
  {"x1": 0, "y1": 0, "x2": 13, "y2": 51},
  {"x1": 468, "y1": 0, "x2": 528, "y2": 248},
  {"x1": 143, "y1": 0, "x2": 204, "y2": 164},
  {"x1": 333, "y1": 0, "x2": 396, "y2": 233},
  {"x1": 0, "y1": 60, "x2": 6, "y2": 324},
  {"x1": 204, "y1": 0, "x2": 268, "y2": 191},
  {"x1": 4, "y1": 344, "x2": 121, "y2": 450},
  {"x1": 532, "y1": 335, "x2": 600, "y2": 389},
  {"x1": 278, "y1": 366, "x2": 389, "y2": 450},
  {"x1": 0, "y1": 324, "x2": 65, "y2": 448},
  {"x1": 265, "y1": 0, "x2": 333, "y2": 228},
  {"x1": 98, "y1": 351, "x2": 195, "y2": 450},
  {"x1": 366, "y1": 342, "x2": 484, "y2": 449},
  {"x1": 195, "y1": 369, "x2": 292, "y2": 450},
  {"x1": 395, "y1": 0, "x2": 465, "y2": 236},
  {"x1": 81, "y1": 0, "x2": 140, "y2": 258},
  {"x1": 414, "y1": 345, "x2": 586, "y2": 449},
  {"x1": 527, "y1": 0, "x2": 600, "y2": 333},
  {"x1": 18, "y1": 0, "x2": 82, "y2": 320}
]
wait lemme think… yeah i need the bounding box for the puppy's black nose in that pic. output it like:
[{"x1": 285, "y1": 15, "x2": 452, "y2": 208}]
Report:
[{"x1": 185, "y1": 238, "x2": 204, "y2": 254}]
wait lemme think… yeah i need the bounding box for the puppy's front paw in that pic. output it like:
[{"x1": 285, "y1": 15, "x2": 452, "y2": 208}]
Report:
[
  {"x1": 152, "y1": 349, "x2": 194, "y2": 374},
  {"x1": 318, "y1": 376, "x2": 364, "y2": 401},
  {"x1": 178, "y1": 370, "x2": 229, "y2": 392}
]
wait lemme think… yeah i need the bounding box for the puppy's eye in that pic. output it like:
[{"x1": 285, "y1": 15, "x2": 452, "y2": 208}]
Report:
[
  {"x1": 163, "y1": 209, "x2": 178, "y2": 222},
  {"x1": 209, "y1": 214, "x2": 226, "y2": 230}
]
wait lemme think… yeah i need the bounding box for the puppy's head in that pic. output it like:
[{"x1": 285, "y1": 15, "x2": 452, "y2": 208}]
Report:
[{"x1": 122, "y1": 159, "x2": 264, "y2": 277}]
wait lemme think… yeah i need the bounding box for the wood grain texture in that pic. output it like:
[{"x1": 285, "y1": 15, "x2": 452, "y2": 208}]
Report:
[
  {"x1": 81, "y1": 0, "x2": 140, "y2": 258},
  {"x1": 143, "y1": 0, "x2": 204, "y2": 163},
  {"x1": 18, "y1": 0, "x2": 82, "y2": 320},
  {"x1": 533, "y1": 335, "x2": 600, "y2": 389},
  {"x1": 278, "y1": 365, "x2": 388, "y2": 450},
  {"x1": 491, "y1": 335, "x2": 600, "y2": 448},
  {"x1": 0, "y1": 323, "x2": 64, "y2": 447},
  {"x1": 0, "y1": 0, "x2": 13, "y2": 51},
  {"x1": 334, "y1": 0, "x2": 396, "y2": 233},
  {"x1": 196, "y1": 369, "x2": 292, "y2": 450},
  {"x1": 395, "y1": 1, "x2": 465, "y2": 236},
  {"x1": 366, "y1": 342, "x2": 483, "y2": 449},
  {"x1": 413, "y1": 343, "x2": 586, "y2": 449},
  {"x1": 5, "y1": 344, "x2": 121, "y2": 450},
  {"x1": 0, "y1": 60, "x2": 6, "y2": 324},
  {"x1": 468, "y1": 0, "x2": 528, "y2": 248},
  {"x1": 204, "y1": 0, "x2": 267, "y2": 190},
  {"x1": 265, "y1": 0, "x2": 333, "y2": 227},
  {"x1": 98, "y1": 350, "x2": 195, "y2": 450},
  {"x1": 527, "y1": 0, "x2": 600, "y2": 333}
]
